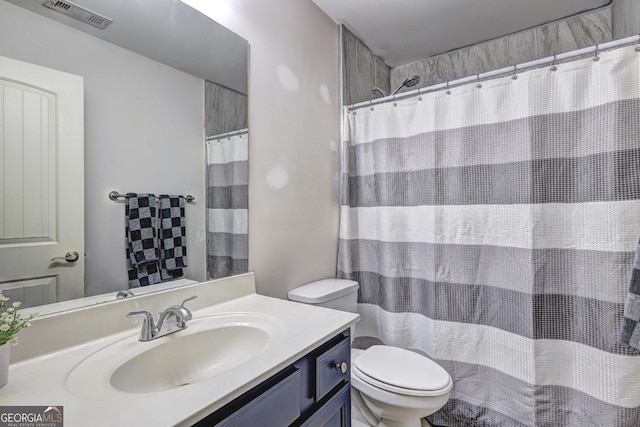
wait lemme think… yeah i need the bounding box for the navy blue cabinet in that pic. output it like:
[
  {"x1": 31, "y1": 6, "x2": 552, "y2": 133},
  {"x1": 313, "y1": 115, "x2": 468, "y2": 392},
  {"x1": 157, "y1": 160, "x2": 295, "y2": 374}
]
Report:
[
  {"x1": 193, "y1": 329, "x2": 351, "y2": 427},
  {"x1": 301, "y1": 383, "x2": 350, "y2": 427}
]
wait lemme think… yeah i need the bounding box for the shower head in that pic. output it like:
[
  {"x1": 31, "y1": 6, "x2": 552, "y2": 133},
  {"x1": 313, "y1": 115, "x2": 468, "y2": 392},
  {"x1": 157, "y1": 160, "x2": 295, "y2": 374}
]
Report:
[
  {"x1": 371, "y1": 75, "x2": 421, "y2": 99},
  {"x1": 404, "y1": 75, "x2": 421, "y2": 87},
  {"x1": 391, "y1": 75, "x2": 421, "y2": 95}
]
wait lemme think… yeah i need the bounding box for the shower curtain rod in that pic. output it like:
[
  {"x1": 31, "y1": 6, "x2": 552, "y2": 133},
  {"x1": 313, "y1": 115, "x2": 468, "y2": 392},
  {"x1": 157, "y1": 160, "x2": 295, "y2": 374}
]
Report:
[
  {"x1": 205, "y1": 128, "x2": 248, "y2": 142},
  {"x1": 348, "y1": 34, "x2": 640, "y2": 110}
]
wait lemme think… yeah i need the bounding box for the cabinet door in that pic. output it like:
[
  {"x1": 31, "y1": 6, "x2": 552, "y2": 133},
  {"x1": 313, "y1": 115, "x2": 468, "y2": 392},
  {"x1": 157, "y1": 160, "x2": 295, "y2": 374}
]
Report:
[{"x1": 301, "y1": 383, "x2": 350, "y2": 427}]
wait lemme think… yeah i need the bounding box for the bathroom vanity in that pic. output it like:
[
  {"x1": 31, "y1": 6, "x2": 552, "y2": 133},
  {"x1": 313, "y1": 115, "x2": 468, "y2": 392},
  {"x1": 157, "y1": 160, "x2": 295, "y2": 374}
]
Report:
[
  {"x1": 2, "y1": 273, "x2": 359, "y2": 426},
  {"x1": 195, "y1": 329, "x2": 351, "y2": 426}
]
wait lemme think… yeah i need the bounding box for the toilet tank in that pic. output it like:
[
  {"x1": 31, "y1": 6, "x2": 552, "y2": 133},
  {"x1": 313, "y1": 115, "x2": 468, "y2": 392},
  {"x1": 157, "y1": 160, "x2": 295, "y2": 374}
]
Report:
[{"x1": 288, "y1": 279, "x2": 359, "y2": 313}]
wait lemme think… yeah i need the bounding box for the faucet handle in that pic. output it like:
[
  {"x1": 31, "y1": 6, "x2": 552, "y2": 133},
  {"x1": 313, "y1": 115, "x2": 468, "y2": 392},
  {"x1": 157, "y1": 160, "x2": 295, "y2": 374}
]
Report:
[
  {"x1": 127, "y1": 309, "x2": 153, "y2": 317},
  {"x1": 127, "y1": 310, "x2": 153, "y2": 321},
  {"x1": 179, "y1": 295, "x2": 197, "y2": 308},
  {"x1": 116, "y1": 289, "x2": 135, "y2": 299},
  {"x1": 126, "y1": 310, "x2": 156, "y2": 341},
  {"x1": 176, "y1": 296, "x2": 197, "y2": 321}
]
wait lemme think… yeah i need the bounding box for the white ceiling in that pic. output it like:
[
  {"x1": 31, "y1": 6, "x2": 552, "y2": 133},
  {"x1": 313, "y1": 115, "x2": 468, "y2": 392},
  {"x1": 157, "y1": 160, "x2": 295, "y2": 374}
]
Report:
[
  {"x1": 5, "y1": 0, "x2": 248, "y2": 94},
  {"x1": 313, "y1": 0, "x2": 611, "y2": 67}
]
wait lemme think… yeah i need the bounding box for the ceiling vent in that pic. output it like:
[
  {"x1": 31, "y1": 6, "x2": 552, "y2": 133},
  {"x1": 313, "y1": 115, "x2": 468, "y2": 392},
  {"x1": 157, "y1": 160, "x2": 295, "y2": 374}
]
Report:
[{"x1": 42, "y1": 0, "x2": 112, "y2": 29}]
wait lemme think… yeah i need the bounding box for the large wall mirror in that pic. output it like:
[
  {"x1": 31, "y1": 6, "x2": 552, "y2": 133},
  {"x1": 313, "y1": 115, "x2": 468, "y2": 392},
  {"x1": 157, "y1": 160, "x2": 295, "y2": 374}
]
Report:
[{"x1": 0, "y1": 0, "x2": 249, "y2": 315}]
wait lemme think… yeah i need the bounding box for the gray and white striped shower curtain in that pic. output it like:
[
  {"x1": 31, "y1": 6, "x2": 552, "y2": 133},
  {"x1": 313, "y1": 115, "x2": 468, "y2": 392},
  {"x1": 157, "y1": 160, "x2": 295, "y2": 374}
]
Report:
[
  {"x1": 206, "y1": 130, "x2": 248, "y2": 279},
  {"x1": 338, "y1": 45, "x2": 640, "y2": 426}
]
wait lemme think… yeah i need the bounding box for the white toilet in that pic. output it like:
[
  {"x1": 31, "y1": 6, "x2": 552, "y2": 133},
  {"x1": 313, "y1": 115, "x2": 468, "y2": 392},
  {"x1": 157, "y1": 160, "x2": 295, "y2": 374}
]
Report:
[{"x1": 288, "y1": 279, "x2": 453, "y2": 427}]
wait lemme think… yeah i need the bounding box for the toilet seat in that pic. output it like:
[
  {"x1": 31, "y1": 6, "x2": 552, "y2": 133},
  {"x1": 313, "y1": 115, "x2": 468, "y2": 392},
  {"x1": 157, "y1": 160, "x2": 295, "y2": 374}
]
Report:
[{"x1": 353, "y1": 345, "x2": 452, "y2": 397}]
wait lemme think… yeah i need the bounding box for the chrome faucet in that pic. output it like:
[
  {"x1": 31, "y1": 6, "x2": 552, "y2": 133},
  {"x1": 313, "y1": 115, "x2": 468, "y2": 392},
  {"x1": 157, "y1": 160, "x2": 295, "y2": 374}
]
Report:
[{"x1": 127, "y1": 296, "x2": 197, "y2": 341}]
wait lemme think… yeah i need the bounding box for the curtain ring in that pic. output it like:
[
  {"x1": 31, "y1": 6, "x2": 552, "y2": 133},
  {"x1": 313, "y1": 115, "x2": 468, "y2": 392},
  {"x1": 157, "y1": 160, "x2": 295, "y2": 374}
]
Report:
[
  {"x1": 512, "y1": 65, "x2": 518, "y2": 80},
  {"x1": 593, "y1": 43, "x2": 600, "y2": 62},
  {"x1": 476, "y1": 74, "x2": 482, "y2": 89},
  {"x1": 550, "y1": 54, "x2": 558, "y2": 71},
  {"x1": 446, "y1": 81, "x2": 451, "y2": 95}
]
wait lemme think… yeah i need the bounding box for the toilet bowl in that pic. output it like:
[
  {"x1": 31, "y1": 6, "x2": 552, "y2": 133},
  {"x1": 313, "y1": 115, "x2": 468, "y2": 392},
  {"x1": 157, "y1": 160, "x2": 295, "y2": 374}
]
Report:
[
  {"x1": 288, "y1": 279, "x2": 453, "y2": 427},
  {"x1": 350, "y1": 346, "x2": 452, "y2": 427}
]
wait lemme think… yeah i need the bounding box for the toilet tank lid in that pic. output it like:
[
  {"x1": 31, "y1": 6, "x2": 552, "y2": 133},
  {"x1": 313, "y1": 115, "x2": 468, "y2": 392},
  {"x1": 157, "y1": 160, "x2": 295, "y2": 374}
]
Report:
[{"x1": 288, "y1": 279, "x2": 359, "y2": 304}]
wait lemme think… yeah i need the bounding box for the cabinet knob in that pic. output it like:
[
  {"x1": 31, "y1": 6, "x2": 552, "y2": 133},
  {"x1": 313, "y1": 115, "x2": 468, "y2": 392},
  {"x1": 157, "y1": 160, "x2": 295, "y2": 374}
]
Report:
[{"x1": 335, "y1": 362, "x2": 348, "y2": 374}]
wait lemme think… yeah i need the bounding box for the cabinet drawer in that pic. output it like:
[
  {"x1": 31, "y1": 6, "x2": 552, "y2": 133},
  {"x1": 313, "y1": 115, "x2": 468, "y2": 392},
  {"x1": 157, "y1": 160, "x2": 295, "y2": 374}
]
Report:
[
  {"x1": 316, "y1": 336, "x2": 350, "y2": 400},
  {"x1": 215, "y1": 369, "x2": 301, "y2": 427}
]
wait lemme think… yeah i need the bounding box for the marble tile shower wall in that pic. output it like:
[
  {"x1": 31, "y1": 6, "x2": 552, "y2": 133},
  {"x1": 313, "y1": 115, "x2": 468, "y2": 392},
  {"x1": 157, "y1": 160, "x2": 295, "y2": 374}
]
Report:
[
  {"x1": 342, "y1": 1, "x2": 640, "y2": 104},
  {"x1": 342, "y1": 26, "x2": 391, "y2": 106},
  {"x1": 391, "y1": 1, "x2": 640, "y2": 92},
  {"x1": 205, "y1": 81, "x2": 248, "y2": 137},
  {"x1": 390, "y1": 9, "x2": 612, "y2": 90},
  {"x1": 612, "y1": 0, "x2": 640, "y2": 39}
]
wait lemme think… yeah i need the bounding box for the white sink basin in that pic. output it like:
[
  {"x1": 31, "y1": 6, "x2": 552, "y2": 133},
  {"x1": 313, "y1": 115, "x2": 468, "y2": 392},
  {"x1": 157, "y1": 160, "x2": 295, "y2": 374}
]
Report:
[
  {"x1": 111, "y1": 325, "x2": 270, "y2": 393},
  {"x1": 66, "y1": 313, "x2": 286, "y2": 399}
]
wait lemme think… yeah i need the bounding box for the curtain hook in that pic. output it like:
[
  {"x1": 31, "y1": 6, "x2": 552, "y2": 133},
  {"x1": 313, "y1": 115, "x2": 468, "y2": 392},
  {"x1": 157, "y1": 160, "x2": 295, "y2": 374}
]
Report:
[
  {"x1": 446, "y1": 81, "x2": 451, "y2": 95},
  {"x1": 512, "y1": 65, "x2": 518, "y2": 80},
  {"x1": 636, "y1": 34, "x2": 640, "y2": 52},
  {"x1": 593, "y1": 43, "x2": 600, "y2": 62},
  {"x1": 476, "y1": 74, "x2": 482, "y2": 89},
  {"x1": 550, "y1": 54, "x2": 558, "y2": 71}
]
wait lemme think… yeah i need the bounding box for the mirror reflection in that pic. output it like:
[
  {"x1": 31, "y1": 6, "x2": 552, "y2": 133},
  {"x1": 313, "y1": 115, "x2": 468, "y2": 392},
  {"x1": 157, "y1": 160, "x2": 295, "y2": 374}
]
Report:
[{"x1": 0, "y1": 0, "x2": 249, "y2": 313}]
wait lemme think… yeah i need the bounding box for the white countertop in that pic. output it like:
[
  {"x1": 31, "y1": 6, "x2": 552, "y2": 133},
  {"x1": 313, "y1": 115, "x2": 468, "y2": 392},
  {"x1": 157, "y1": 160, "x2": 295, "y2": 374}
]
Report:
[{"x1": 0, "y1": 292, "x2": 359, "y2": 426}]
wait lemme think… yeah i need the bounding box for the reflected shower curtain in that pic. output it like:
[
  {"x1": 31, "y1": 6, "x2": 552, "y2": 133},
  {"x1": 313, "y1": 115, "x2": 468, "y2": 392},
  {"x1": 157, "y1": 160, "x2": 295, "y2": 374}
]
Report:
[
  {"x1": 338, "y1": 45, "x2": 640, "y2": 426},
  {"x1": 206, "y1": 130, "x2": 248, "y2": 279}
]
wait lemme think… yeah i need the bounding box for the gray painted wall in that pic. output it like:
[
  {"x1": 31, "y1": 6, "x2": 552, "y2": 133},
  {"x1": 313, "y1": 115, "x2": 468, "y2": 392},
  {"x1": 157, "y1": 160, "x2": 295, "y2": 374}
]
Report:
[{"x1": 213, "y1": 0, "x2": 341, "y2": 300}]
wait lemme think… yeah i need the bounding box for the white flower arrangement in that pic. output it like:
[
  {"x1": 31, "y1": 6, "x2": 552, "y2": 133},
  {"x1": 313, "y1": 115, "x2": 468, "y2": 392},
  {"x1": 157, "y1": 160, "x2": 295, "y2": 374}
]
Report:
[{"x1": 0, "y1": 296, "x2": 36, "y2": 346}]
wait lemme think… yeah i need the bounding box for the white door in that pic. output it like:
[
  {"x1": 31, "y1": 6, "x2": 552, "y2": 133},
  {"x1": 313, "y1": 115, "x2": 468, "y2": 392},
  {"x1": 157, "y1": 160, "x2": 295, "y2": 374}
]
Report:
[{"x1": 0, "y1": 55, "x2": 84, "y2": 308}]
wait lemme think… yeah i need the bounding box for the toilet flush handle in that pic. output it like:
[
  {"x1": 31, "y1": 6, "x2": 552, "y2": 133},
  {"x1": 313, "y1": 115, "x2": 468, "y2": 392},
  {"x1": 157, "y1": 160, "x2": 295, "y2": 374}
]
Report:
[{"x1": 335, "y1": 362, "x2": 348, "y2": 374}]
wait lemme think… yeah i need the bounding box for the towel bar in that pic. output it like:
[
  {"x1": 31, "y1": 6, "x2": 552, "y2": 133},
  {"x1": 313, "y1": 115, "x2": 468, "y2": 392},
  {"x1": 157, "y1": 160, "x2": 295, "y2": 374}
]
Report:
[{"x1": 108, "y1": 191, "x2": 195, "y2": 203}]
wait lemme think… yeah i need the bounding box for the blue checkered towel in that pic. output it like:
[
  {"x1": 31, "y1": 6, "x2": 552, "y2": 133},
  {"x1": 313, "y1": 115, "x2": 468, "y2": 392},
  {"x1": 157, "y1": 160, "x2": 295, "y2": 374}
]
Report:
[
  {"x1": 620, "y1": 238, "x2": 640, "y2": 352},
  {"x1": 125, "y1": 193, "x2": 161, "y2": 288},
  {"x1": 159, "y1": 195, "x2": 187, "y2": 280}
]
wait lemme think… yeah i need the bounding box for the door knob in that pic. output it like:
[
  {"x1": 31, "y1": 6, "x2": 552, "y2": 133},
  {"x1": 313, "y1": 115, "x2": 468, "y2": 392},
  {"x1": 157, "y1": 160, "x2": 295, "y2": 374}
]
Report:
[{"x1": 50, "y1": 251, "x2": 80, "y2": 263}]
